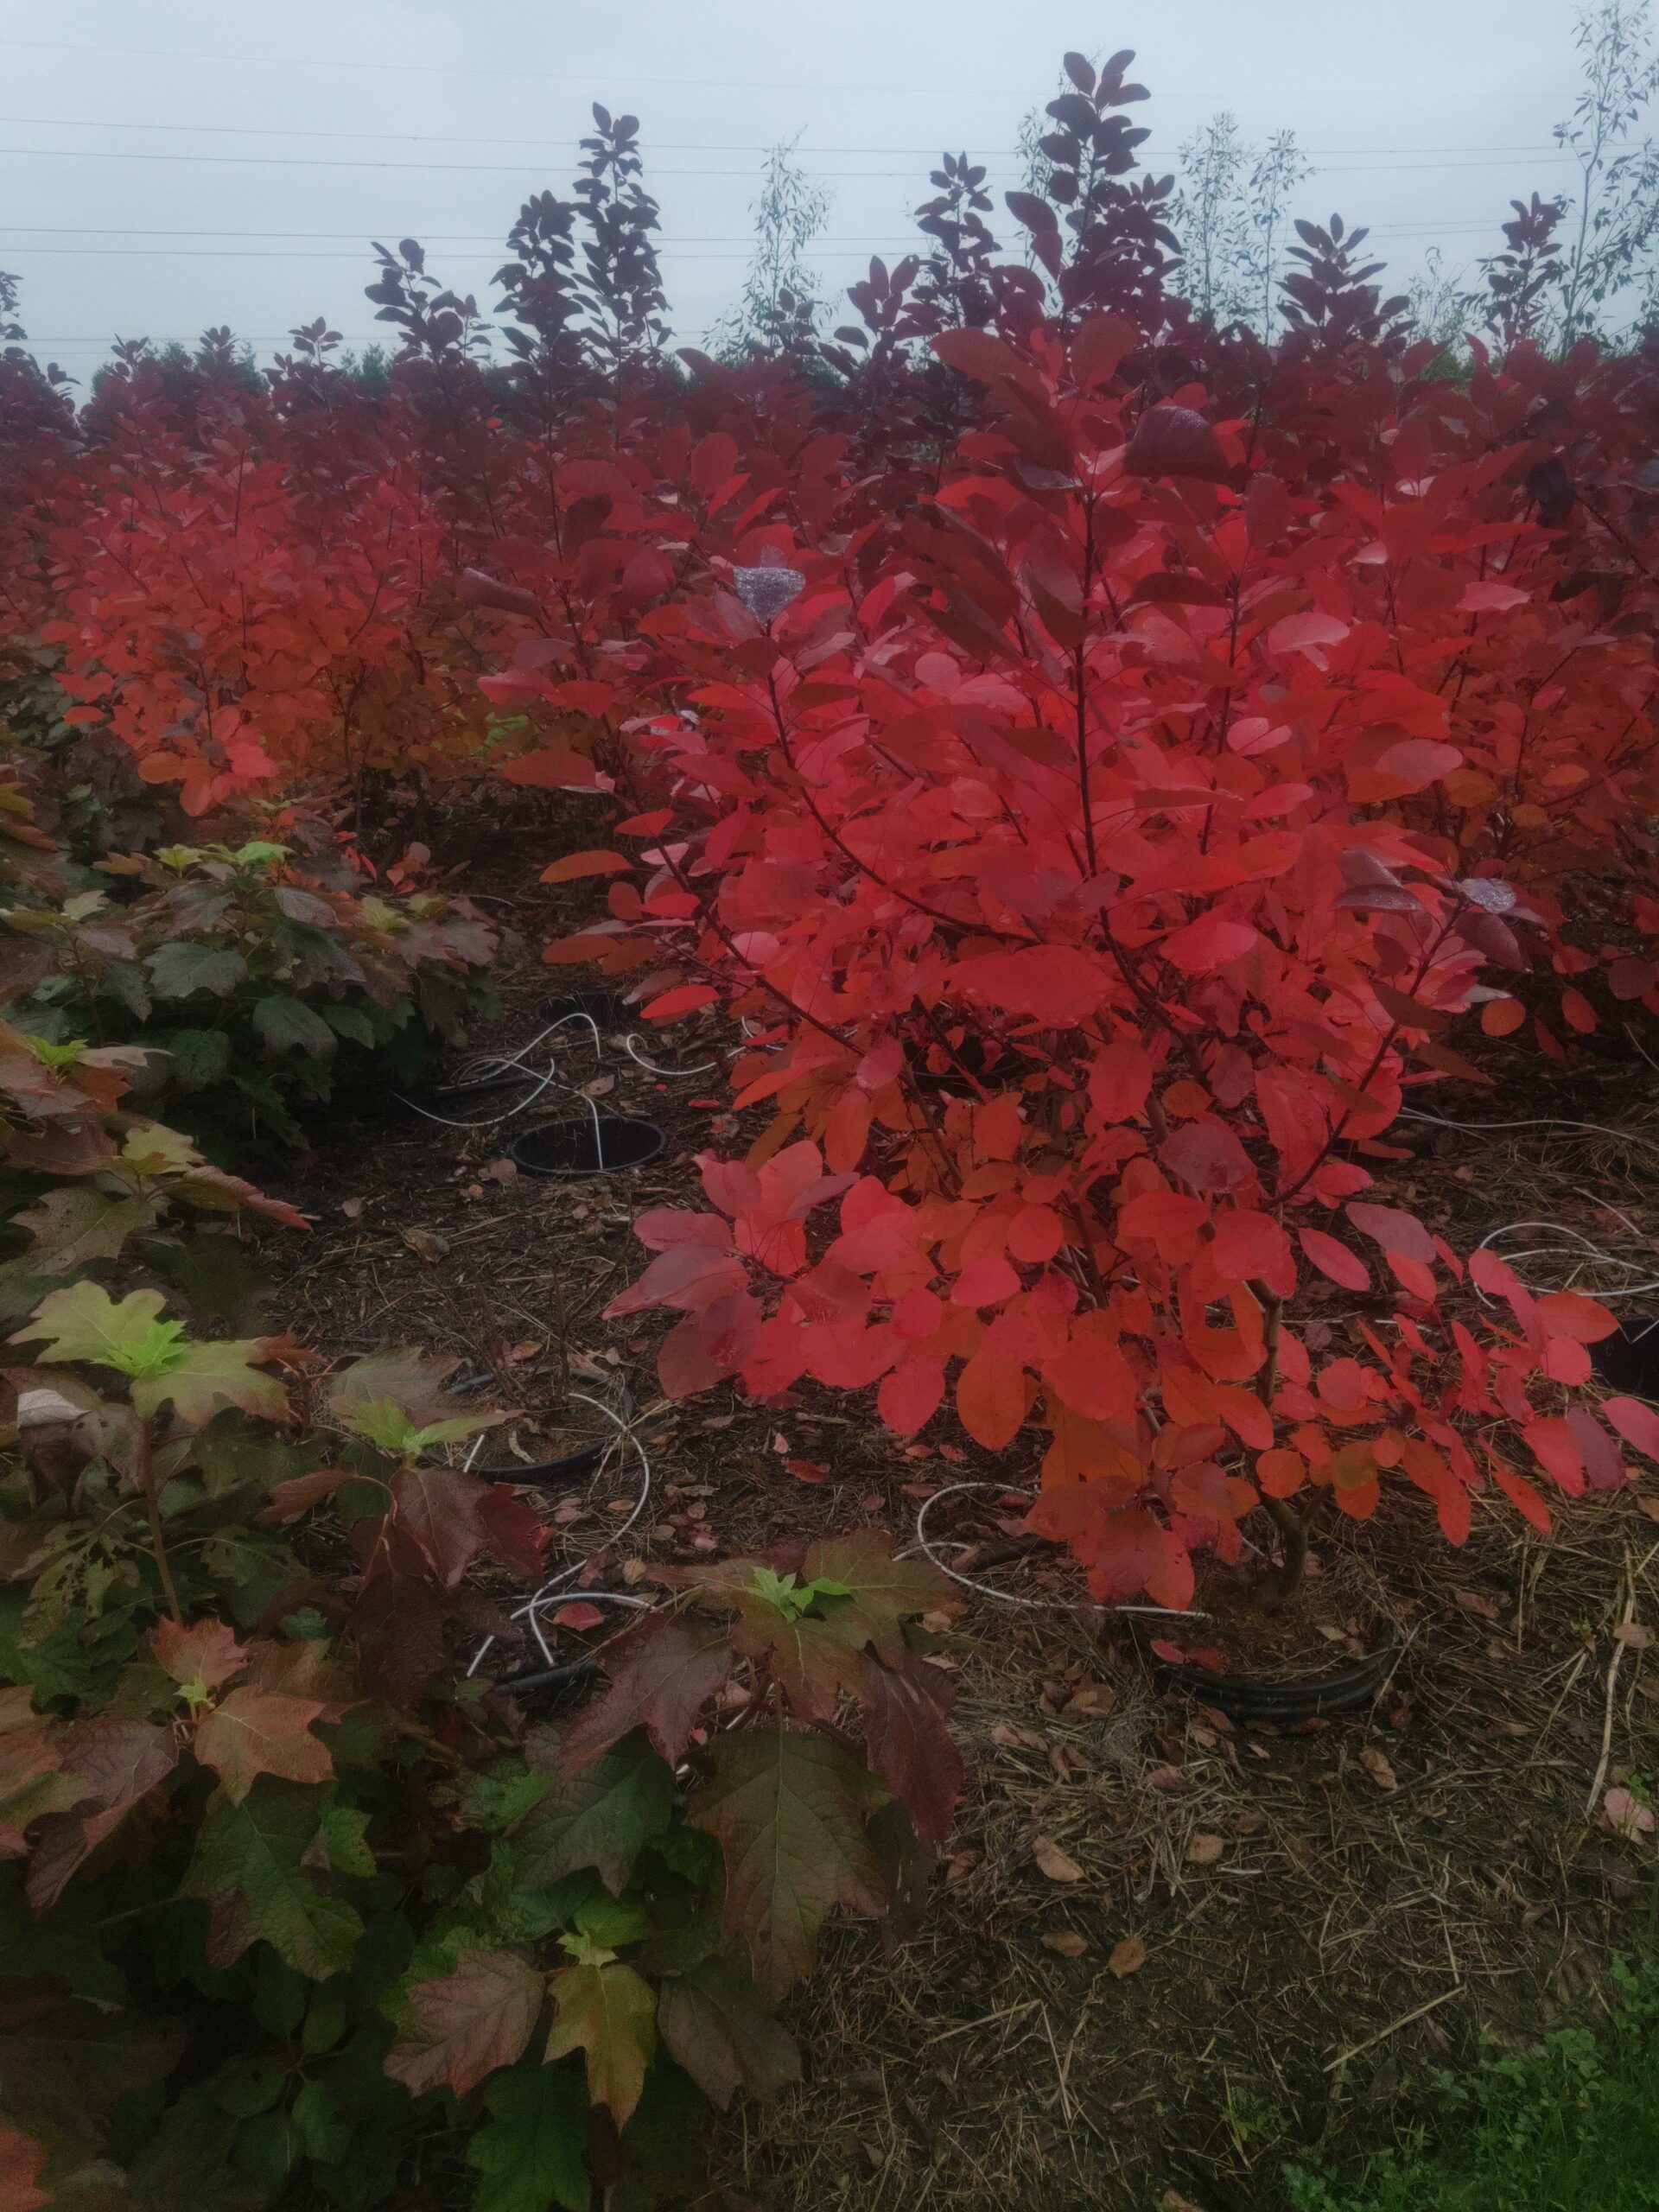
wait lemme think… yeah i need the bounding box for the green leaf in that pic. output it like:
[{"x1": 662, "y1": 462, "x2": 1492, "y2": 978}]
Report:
[
  {"x1": 160, "y1": 1027, "x2": 235, "y2": 1091},
  {"x1": 23, "y1": 1034, "x2": 86, "y2": 1071},
  {"x1": 518, "y1": 1734, "x2": 673, "y2": 1897},
  {"x1": 183, "y1": 1780, "x2": 363, "y2": 1980},
  {"x1": 147, "y1": 942, "x2": 250, "y2": 1000},
  {"x1": 656, "y1": 1956, "x2": 800, "y2": 2109},
  {"x1": 12, "y1": 1281, "x2": 186, "y2": 1376},
  {"x1": 456, "y1": 1755, "x2": 551, "y2": 1835},
  {"x1": 132, "y1": 1336, "x2": 289, "y2": 1427},
  {"x1": 544, "y1": 1959, "x2": 656, "y2": 2126},
  {"x1": 0, "y1": 1999, "x2": 188, "y2": 2131},
  {"x1": 251, "y1": 996, "x2": 336, "y2": 1058},
  {"x1": 11, "y1": 1185, "x2": 156, "y2": 1274},
  {"x1": 344, "y1": 1398, "x2": 502, "y2": 1460},
  {"x1": 611, "y1": 2060, "x2": 712, "y2": 2212},
  {"x1": 128, "y1": 2087, "x2": 271, "y2": 2212},
  {"x1": 291, "y1": 2076, "x2": 352, "y2": 2164},
  {"x1": 325, "y1": 1349, "x2": 499, "y2": 1446},
  {"x1": 800, "y1": 1530, "x2": 953, "y2": 1665},
  {"x1": 321, "y1": 1002, "x2": 377, "y2": 1049},
  {"x1": 314, "y1": 1796, "x2": 376, "y2": 1877},
  {"x1": 385, "y1": 1946, "x2": 546, "y2": 2098},
  {"x1": 468, "y1": 2063, "x2": 590, "y2": 2212},
  {"x1": 687, "y1": 1729, "x2": 887, "y2": 2001}
]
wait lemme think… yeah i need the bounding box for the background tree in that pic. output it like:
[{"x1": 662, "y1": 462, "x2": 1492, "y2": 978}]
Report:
[
  {"x1": 722, "y1": 136, "x2": 831, "y2": 356},
  {"x1": 1241, "y1": 130, "x2": 1314, "y2": 339},
  {"x1": 1553, "y1": 0, "x2": 1659, "y2": 341},
  {"x1": 1171, "y1": 111, "x2": 1254, "y2": 326}
]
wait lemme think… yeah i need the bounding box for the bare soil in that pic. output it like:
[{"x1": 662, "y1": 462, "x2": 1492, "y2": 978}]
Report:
[{"x1": 270, "y1": 853, "x2": 1659, "y2": 2212}]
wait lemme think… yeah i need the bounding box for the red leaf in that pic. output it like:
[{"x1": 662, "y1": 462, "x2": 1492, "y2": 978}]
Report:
[
  {"x1": 1344, "y1": 1203, "x2": 1436, "y2": 1264},
  {"x1": 1490, "y1": 1457, "x2": 1552, "y2": 1535},
  {"x1": 956, "y1": 1351, "x2": 1027, "y2": 1450},
  {"x1": 1602, "y1": 1395, "x2": 1659, "y2": 1463},
  {"x1": 1118, "y1": 1191, "x2": 1207, "y2": 1240},
  {"x1": 859, "y1": 1649, "x2": 963, "y2": 1844},
  {"x1": 1125, "y1": 406, "x2": 1230, "y2": 484},
  {"x1": 540, "y1": 849, "x2": 632, "y2": 884},
  {"x1": 1523, "y1": 1416, "x2": 1584, "y2": 1494},
  {"x1": 385, "y1": 1948, "x2": 545, "y2": 2097},
  {"x1": 1160, "y1": 913, "x2": 1260, "y2": 973},
  {"x1": 955, "y1": 946, "x2": 1108, "y2": 1021},
  {"x1": 878, "y1": 1356, "x2": 945, "y2": 1435},
  {"x1": 1209, "y1": 1210, "x2": 1293, "y2": 1283},
  {"x1": 560, "y1": 1616, "x2": 734, "y2": 1777}
]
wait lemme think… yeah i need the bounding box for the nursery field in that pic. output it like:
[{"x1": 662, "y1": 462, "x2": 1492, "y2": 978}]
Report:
[
  {"x1": 3, "y1": 34, "x2": 1659, "y2": 2212},
  {"x1": 272, "y1": 851, "x2": 1659, "y2": 2212}
]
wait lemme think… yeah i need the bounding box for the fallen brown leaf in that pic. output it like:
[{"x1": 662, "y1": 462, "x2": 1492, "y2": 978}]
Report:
[
  {"x1": 1061, "y1": 1683, "x2": 1118, "y2": 1718},
  {"x1": 1185, "y1": 1832, "x2": 1224, "y2": 1866},
  {"x1": 401, "y1": 1227, "x2": 448, "y2": 1262},
  {"x1": 1613, "y1": 1621, "x2": 1655, "y2": 1649},
  {"x1": 1600, "y1": 1786, "x2": 1656, "y2": 1840},
  {"x1": 1145, "y1": 1763, "x2": 1186, "y2": 1793},
  {"x1": 1359, "y1": 1743, "x2": 1398, "y2": 1792},
  {"x1": 1108, "y1": 1934, "x2": 1147, "y2": 1978},
  {"x1": 1041, "y1": 1930, "x2": 1090, "y2": 1959},
  {"x1": 1032, "y1": 1835, "x2": 1086, "y2": 1884},
  {"x1": 1453, "y1": 1586, "x2": 1503, "y2": 1620}
]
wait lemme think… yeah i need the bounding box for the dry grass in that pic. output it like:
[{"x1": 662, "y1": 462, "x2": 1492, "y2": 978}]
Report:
[{"x1": 275, "y1": 877, "x2": 1659, "y2": 2212}]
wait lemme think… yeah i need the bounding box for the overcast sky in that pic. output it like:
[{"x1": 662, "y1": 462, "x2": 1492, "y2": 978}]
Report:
[{"x1": 0, "y1": 0, "x2": 1594, "y2": 373}]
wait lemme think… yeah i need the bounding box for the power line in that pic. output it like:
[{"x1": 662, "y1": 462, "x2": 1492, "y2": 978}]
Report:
[
  {"x1": 0, "y1": 38, "x2": 1079, "y2": 99},
  {"x1": 0, "y1": 224, "x2": 1516, "y2": 264},
  {"x1": 0, "y1": 114, "x2": 1014, "y2": 156},
  {"x1": 0, "y1": 143, "x2": 951, "y2": 178},
  {"x1": 0, "y1": 140, "x2": 1580, "y2": 181},
  {"x1": 0, "y1": 113, "x2": 1571, "y2": 160}
]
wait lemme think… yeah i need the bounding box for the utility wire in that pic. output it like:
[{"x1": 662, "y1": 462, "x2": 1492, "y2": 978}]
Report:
[
  {"x1": 0, "y1": 112, "x2": 1573, "y2": 160},
  {"x1": 0, "y1": 141, "x2": 1580, "y2": 179}
]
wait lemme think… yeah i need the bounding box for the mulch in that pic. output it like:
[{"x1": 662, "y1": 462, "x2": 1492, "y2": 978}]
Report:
[{"x1": 266, "y1": 850, "x2": 1659, "y2": 2212}]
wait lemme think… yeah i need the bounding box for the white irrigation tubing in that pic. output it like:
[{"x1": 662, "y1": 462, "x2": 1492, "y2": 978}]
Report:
[
  {"x1": 621, "y1": 1032, "x2": 721, "y2": 1079},
  {"x1": 393, "y1": 1010, "x2": 604, "y2": 1130},
  {"x1": 1474, "y1": 1217, "x2": 1659, "y2": 1304},
  {"x1": 466, "y1": 1389, "x2": 656, "y2": 1677},
  {"x1": 1400, "y1": 1105, "x2": 1659, "y2": 1154},
  {"x1": 911, "y1": 1479, "x2": 1205, "y2": 1618}
]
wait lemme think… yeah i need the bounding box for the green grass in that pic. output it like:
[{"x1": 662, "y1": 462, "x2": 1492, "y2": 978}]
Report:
[{"x1": 1282, "y1": 1958, "x2": 1659, "y2": 2212}]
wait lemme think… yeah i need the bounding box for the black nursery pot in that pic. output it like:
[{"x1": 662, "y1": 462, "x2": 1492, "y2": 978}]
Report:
[
  {"x1": 469, "y1": 1384, "x2": 636, "y2": 1488},
  {"x1": 1135, "y1": 1619, "x2": 1401, "y2": 1725},
  {"x1": 539, "y1": 988, "x2": 632, "y2": 1034},
  {"x1": 509, "y1": 1113, "x2": 666, "y2": 1179},
  {"x1": 401, "y1": 1068, "x2": 538, "y2": 1113},
  {"x1": 1590, "y1": 1313, "x2": 1659, "y2": 1396}
]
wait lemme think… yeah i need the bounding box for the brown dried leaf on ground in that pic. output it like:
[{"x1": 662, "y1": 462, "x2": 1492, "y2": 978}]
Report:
[
  {"x1": 1359, "y1": 1744, "x2": 1399, "y2": 1792},
  {"x1": 1031, "y1": 1835, "x2": 1085, "y2": 1883},
  {"x1": 1108, "y1": 1934, "x2": 1147, "y2": 1978}
]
